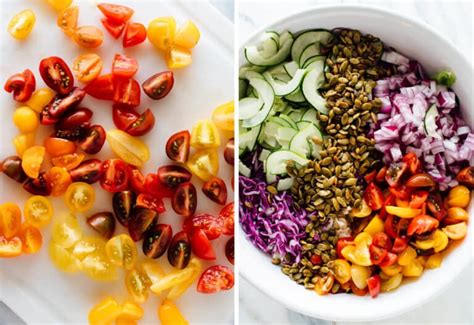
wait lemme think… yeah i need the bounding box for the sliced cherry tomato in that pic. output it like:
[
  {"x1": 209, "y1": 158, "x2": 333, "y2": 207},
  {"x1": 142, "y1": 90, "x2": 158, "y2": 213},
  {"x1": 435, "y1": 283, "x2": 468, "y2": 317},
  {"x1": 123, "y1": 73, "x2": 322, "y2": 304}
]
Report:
[
  {"x1": 166, "y1": 46, "x2": 192, "y2": 69},
  {"x1": 126, "y1": 109, "x2": 155, "y2": 136},
  {"x1": 147, "y1": 17, "x2": 176, "y2": 51},
  {"x1": 21, "y1": 145, "x2": 45, "y2": 179},
  {"x1": 56, "y1": 107, "x2": 93, "y2": 130},
  {"x1": 372, "y1": 232, "x2": 392, "y2": 250},
  {"x1": 174, "y1": 20, "x2": 200, "y2": 49},
  {"x1": 186, "y1": 149, "x2": 219, "y2": 181},
  {"x1": 366, "y1": 275, "x2": 381, "y2": 298},
  {"x1": 409, "y1": 191, "x2": 429, "y2": 209},
  {"x1": 190, "y1": 119, "x2": 221, "y2": 149},
  {"x1": 123, "y1": 22, "x2": 146, "y2": 48},
  {"x1": 57, "y1": 5, "x2": 78, "y2": 37},
  {"x1": 41, "y1": 87, "x2": 86, "y2": 120},
  {"x1": 402, "y1": 152, "x2": 421, "y2": 175},
  {"x1": 219, "y1": 202, "x2": 234, "y2": 236},
  {"x1": 376, "y1": 166, "x2": 388, "y2": 183},
  {"x1": 167, "y1": 231, "x2": 191, "y2": 269},
  {"x1": 72, "y1": 53, "x2": 103, "y2": 83},
  {"x1": 100, "y1": 159, "x2": 130, "y2": 193},
  {"x1": 105, "y1": 234, "x2": 137, "y2": 269},
  {"x1": 392, "y1": 237, "x2": 408, "y2": 254},
  {"x1": 44, "y1": 137, "x2": 76, "y2": 157},
  {"x1": 202, "y1": 177, "x2": 227, "y2": 205},
  {"x1": 166, "y1": 130, "x2": 190, "y2": 163},
  {"x1": 385, "y1": 162, "x2": 407, "y2": 187},
  {"x1": 157, "y1": 165, "x2": 192, "y2": 188},
  {"x1": 4, "y1": 69, "x2": 36, "y2": 102},
  {"x1": 224, "y1": 138, "x2": 234, "y2": 166},
  {"x1": 212, "y1": 101, "x2": 234, "y2": 131},
  {"x1": 142, "y1": 71, "x2": 174, "y2": 100},
  {"x1": 364, "y1": 170, "x2": 377, "y2": 184},
  {"x1": 0, "y1": 236, "x2": 22, "y2": 257},
  {"x1": 79, "y1": 125, "x2": 106, "y2": 155},
  {"x1": 97, "y1": 3, "x2": 134, "y2": 23},
  {"x1": 73, "y1": 26, "x2": 103, "y2": 48},
  {"x1": 70, "y1": 159, "x2": 102, "y2": 184},
  {"x1": 39, "y1": 56, "x2": 74, "y2": 94},
  {"x1": 113, "y1": 78, "x2": 141, "y2": 107},
  {"x1": 113, "y1": 105, "x2": 139, "y2": 130},
  {"x1": 48, "y1": 166, "x2": 72, "y2": 196},
  {"x1": 171, "y1": 183, "x2": 197, "y2": 217},
  {"x1": 8, "y1": 9, "x2": 36, "y2": 40},
  {"x1": 112, "y1": 191, "x2": 136, "y2": 227},
  {"x1": 407, "y1": 215, "x2": 439, "y2": 236},
  {"x1": 225, "y1": 237, "x2": 234, "y2": 265},
  {"x1": 136, "y1": 193, "x2": 165, "y2": 214},
  {"x1": 427, "y1": 193, "x2": 447, "y2": 221},
  {"x1": 406, "y1": 173, "x2": 436, "y2": 189},
  {"x1": 378, "y1": 252, "x2": 398, "y2": 267},
  {"x1": 19, "y1": 225, "x2": 42, "y2": 254},
  {"x1": 457, "y1": 166, "x2": 474, "y2": 188},
  {"x1": 197, "y1": 265, "x2": 234, "y2": 293},
  {"x1": 351, "y1": 281, "x2": 368, "y2": 296},
  {"x1": 311, "y1": 254, "x2": 322, "y2": 265},
  {"x1": 1, "y1": 156, "x2": 27, "y2": 183},
  {"x1": 82, "y1": 251, "x2": 117, "y2": 281},
  {"x1": 369, "y1": 244, "x2": 387, "y2": 265},
  {"x1": 51, "y1": 153, "x2": 84, "y2": 170},
  {"x1": 87, "y1": 212, "x2": 115, "y2": 239},
  {"x1": 190, "y1": 228, "x2": 216, "y2": 260},
  {"x1": 129, "y1": 166, "x2": 146, "y2": 194},
  {"x1": 64, "y1": 182, "x2": 95, "y2": 212},
  {"x1": 101, "y1": 17, "x2": 126, "y2": 38},
  {"x1": 364, "y1": 182, "x2": 383, "y2": 210},
  {"x1": 112, "y1": 54, "x2": 138, "y2": 78},
  {"x1": 84, "y1": 74, "x2": 114, "y2": 100},
  {"x1": 145, "y1": 173, "x2": 175, "y2": 199},
  {"x1": 183, "y1": 213, "x2": 222, "y2": 240},
  {"x1": 129, "y1": 208, "x2": 158, "y2": 242},
  {"x1": 0, "y1": 203, "x2": 22, "y2": 239},
  {"x1": 23, "y1": 172, "x2": 52, "y2": 196},
  {"x1": 336, "y1": 237, "x2": 354, "y2": 259},
  {"x1": 384, "y1": 214, "x2": 398, "y2": 239}
]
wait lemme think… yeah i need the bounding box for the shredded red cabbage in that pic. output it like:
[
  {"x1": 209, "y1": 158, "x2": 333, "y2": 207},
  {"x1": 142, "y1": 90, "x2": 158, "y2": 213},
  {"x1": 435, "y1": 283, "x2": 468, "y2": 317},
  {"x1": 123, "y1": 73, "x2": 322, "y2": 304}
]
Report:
[{"x1": 373, "y1": 51, "x2": 474, "y2": 190}]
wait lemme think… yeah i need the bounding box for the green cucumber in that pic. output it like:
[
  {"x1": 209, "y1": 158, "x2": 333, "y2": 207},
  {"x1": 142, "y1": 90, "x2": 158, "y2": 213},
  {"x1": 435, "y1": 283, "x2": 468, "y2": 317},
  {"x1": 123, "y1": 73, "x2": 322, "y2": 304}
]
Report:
[
  {"x1": 291, "y1": 30, "x2": 334, "y2": 63},
  {"x1": 266, "y1": 150, "x2": 309, "y2": 175},
  {"x1": 239, "y1": 160, "x2": 251, "y2": 177},
  {"x1": 239, "y1": 97, "x2": 263, "y2": 120},
  {"x1": 277, "y1": 177, "x2": 294, "y2": 191},
  {"x1": 285, "y1": 89, "x2": 306, "y2": 103},
  {"x1": 263, "y1": 69, "x2": 306, "y2": 96},
  {"x1": 241, "y1": 78, "x2": 275, "y2": 128},
  {"x1": 284, "y1": 61, "x2": 299, "y2": 77},
  {"x1": 245, "y1": 36, "x2": 294, "y2": 67},
  {"x1": 299, "y1": 42, "x2": 321, "y2": 67},
  {"x1": 301, "y1": 60, "x2": 328, "y2": 114},
  {"x1": 279, "y1": 114, "x2": 298, "y2": 130}
]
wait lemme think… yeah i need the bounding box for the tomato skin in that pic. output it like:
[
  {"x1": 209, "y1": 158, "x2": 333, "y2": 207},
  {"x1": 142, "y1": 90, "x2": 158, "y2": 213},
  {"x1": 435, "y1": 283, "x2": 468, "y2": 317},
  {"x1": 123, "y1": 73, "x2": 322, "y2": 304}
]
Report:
[
  {"x1": 364, "y1": 182, "x2": 384, "y2": 210},
  {"x1": 378, "y1": 252, "x2": 398, "y2": 267},
  {"x1": 366, "y1": 275, "x2": 381, "y2": 298},
  {"x1": 145, "y1": 173, "x2": 175, "y2": 199},
  {"x1": 97, "y1": 3, "x2": 134, "y2": 23},
  {"x1": 218, "y1": 202, "x2": 234, "y2": 236},
  {"x1": 427, "y1": 193, "x2": 447, "y2": 221},
  {"x1": 224, "y1": 138, "x2": 234, "y2": 166},
  {"x1": 1, "y1": 156, "x2": 27, "y2": 183},
  {"x1": 73, "y1": 26, "x2": 103, "y2": 48},
  {"x1": 51, "y1": 153, "x2": 84, "y2": 170},
  {"x1": 44, "y1": 137, "x2": 76, "y2": 157},
  {"x1": 410, "y1": 191, "x2": 429, "y2": 209},
  {"x1": 126, "y1": 109, "x2": 155, "y2": 136},
  {"x1": 190, "y1": 119, "x2": 221, "y2": 149},
  {"x1": 56, "y1": 107, "x2": 93, "y2": 130},
  {"x1": 391, "y1": 237, "x2": 408, "y2": 254},
  {"x1": 183, "y1": 213, "x2": 222, "y2": 240},
  {"x1": 123, "y1": 22, "x2": 147, "y2": 48},
  {"x1": 129, "y1": 166, "x2": 146, "y2": 193},
  {"x1": 142, "y1": 71, "x2": 174, "y2": 100},
  {"x1": 136, "y1": 193, "x2": 165, "y2": 214},
  {"x1": 100, "y1": 159, "x2": 130, "y2": 193},
  {"x1": 23, "y1": 172, "x2": 52, "y2": 196},
  {"x1": 42, "y1": 87, "x2": 86, "y2": 119},
  {"x1": 403, "y1": 152, "x2": 421, "y2": 175},
  {"x1": 113, "y1": 105, "x2": 139, "y2": 130},
  {"x1": 457, "y1": 166, "x2": 474, "y2": 188},
  {"x1": 336, "y1": 237, "x2": 354, "y2": 259},
  {"x1": 84, "y1": 74, "x2": 114, "y2": 100},
  {"x1": 128, "y1": 208, "x2": 158, "y2": 242},
  {"x1": 376, "y1": 166, "x2": 388, "y2": 183},
  {"x1": 166, "y1": 131, "x2": 190, "y2": 163},
  {"x1": 351, "y1": 281, "x2": 368, "y2": 296},
  {"x1": 202, "y1": 177, "x2": 227, "y2": 205},
  {"x1": 39, "y1": 56, "x2": 74, "y2": 95},
  {"x1": 87, "y1": 212, "x2": 115, "y2": 239},
  {"x1": 369, "y1": 244, "x2": 387, "y2": 265},
  {"x1": 101, "y1": 18, "x2": 125, "y2": 38},
  {"x1": 147, "y1": 17, "x2": 176, "y2": 51},
  {"x1": 385, "y1": 162, "x2": 408, "y2": 187},
  {"x1": 142, "y1": 223, "x2": 172, "y2": 259},
  {"x1": 372, "y1": 232, "x2": 392, "y2": 251},
  {"x1": 113, "y1": 78, "x2": 141, "y2": 107},
  {"x1": 171, "y1": 182, "x2": 197, "y2": 217},
  {"x1": 407, "y1": 215, "x2": 439, "y2": 236},
  {"x1": 113, "y1": 191, "x2": 137, "y2": 227},
  {"x1": 197, "y1": 265, "x2": 234, "y2": 293},
  {"x1": 186, "y1": 149, "x2": 219, "y2": 181},
  {"x1": 70, "y1": 159, "x2": 103, "y2": 184},
  {"x1": 4, "y1": 69, "x2": 36, "y2": 102},
  {"x1": 78, "y1": 125, "x2": 106, "y2": 155},
  {"x1": 190, "y1": 228, "x2": 216, "y2": 260},
  {"x1": 112, "y1": 54, "x2": 138, "y2": 78},
  {"x1": 0, "y1": 236, "x2": 22, "y2": 257},
  {"x1": 157, "y1": 165, "x2": 192, "y2": 188},
  {"x1": 225, "y1": 237, "x2": 234, "y2": 264}
]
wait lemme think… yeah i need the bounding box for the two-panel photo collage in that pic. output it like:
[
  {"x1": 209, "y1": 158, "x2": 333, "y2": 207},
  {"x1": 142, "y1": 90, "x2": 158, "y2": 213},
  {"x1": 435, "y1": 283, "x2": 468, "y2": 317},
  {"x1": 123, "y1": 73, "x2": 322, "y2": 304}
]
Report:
[{"x1": 0, "y1": 0, "x2": 472, "y2": 324}]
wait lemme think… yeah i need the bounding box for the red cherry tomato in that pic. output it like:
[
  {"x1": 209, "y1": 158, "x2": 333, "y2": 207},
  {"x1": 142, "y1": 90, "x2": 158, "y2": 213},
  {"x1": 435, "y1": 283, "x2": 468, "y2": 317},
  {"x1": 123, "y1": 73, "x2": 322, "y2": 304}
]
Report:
[
  {"x1": 402, "y1": 152, "x2": 421, "y2": 175},
  {"x1": 136, "y1": 193, "x2": 165, "y2": 214},
  {"x1": 378, "y1": 252, "x2": 398, "y2": 267},
  {"x1": 100, "y1": 159, "x2": 130, "y2": 192},
  {"x1": 126, "y1": 109, "x2": 155, "y2": 136},
  {"x1": 364, "y1": 182, "x2": 383, "y2": 210},
  {"x1": 183, "y1": 213, "x2": 222, "y2": 240},
  {"x1": 78, "y1": 125, "x2": 106, "y2": 155},
  {"x1": 129, "y1": 166, "x2": 146, "y2": 194},
  {"x1": 142, "y1": 71, "x2": 174, "y2": 100},
  {"x1": 363, "y1": 170, "x2": 377, "y2": 184},
  {"x1": 97, "y1": 3, "x2": 134, "y2": 23},
  {"x1": 84, "y1": 74, "x2": 114, "y2": 100},
  {"x1": 157, "y1": 165, "x2": 192, "y2": 188},
  {"x1": 310, "y1": 254, "x2": 322, "y2": 265},
  {"x1": 190, "y1": 228, "x2": 216, "y2": 260},
  {"x1": 41, "y1": 87, "x2": 85, "y2": 121},
  {"x1": 4, "y1": 69, "x2": 36, "y2": 102},
  {"x1": 385, "y1": 162, "x2": 407, "y2": 187},
  {"x1": 166, "y1": 130, "x2": 190, "y2": 163},
  {"x1": 376, "y1": 166, "x2": 388, "y2": 183},
  {"x1": 369, "y1": 244, "x2": 387, "y2": 265},
  {"x1": 56, "y1": 107, "x2": 93, "y2": 130},
  {"x1": 391, "y1": 237, "x2": 408, "y2": 254},
  {"x1": 389, "y1": 185, "x2": 412, "y2": 200},
  {"x1": 409, "y1": 191, "x2": 429, "y2": 209},
  {"x1": 70, "y1": 159, "x2": 102, "y2": 184},
  {"x1": 145, "y1": 173, "x2": 175, "y2": 199},
  {"x1": 123, "y1": 22, "x2": 146, "y2": 48},
  {"x1": 218, "y1": 202, "x2": 234, "y2": 236},
  {"x1": 39, "y1": 57, "x2": 74, "y2": 95},
  {"x1": 112, "y1": 54, "x2": 138, "y2": 78},
  {"x1": 407, "y1": 215, "x2": 439, "y2": 236},
  {"x1": 113, "y1": 78, "x2": 140, "y2": 107},
  {"x1": 100, "y1": 17, "x2": 126, "y2": 38},
  {"x1": 366, "y1": 275, "x2": 381, "y2": 298},
  {"x1": 426, "y1": 193, "x2": 447, "y2": 221},
  {"x1": 384, "y1": 214, "x2": 398, "y2": 239},
  {"x1": 202, "y1": 177, "x2": 227, "y2": 205},
  {"x1": 23, "y1": 172, "x2": 51, "y2": 196},
  {"x1": 336, "y1": 237, "x2": 354, "y2": 259},
  {"x1": 351, "y1": 281, "x2": 368, "y2": 296},
  {"x1": 112, "y1": 104, "x2": 139, "y2": 130},
  {"x1": 372, "y1": 232, "x2": 392, "y2": 250},
  {"x1": 197, "y1": 265, "x2": 234, "y2": 293},
  {"x1": 225, "y1": 237, "x2": 234, "y2": 265},
  {"x1": 171, "y1": 182, "x2": 197, "y2": 217}
]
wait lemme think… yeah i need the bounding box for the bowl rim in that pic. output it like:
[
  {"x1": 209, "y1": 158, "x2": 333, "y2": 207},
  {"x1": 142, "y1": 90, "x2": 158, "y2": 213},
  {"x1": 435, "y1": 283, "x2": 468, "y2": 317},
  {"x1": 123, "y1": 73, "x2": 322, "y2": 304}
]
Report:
[{"x1": 238, "y1": 3, "x2": 473, "y2": 322}]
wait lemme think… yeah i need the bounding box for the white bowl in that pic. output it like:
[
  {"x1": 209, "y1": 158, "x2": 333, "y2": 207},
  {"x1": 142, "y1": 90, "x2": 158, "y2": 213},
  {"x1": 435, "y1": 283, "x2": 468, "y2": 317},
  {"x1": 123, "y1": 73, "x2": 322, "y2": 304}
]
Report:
[{"x1": 239, "y1": 4, "x2": 473, "y2": 322}]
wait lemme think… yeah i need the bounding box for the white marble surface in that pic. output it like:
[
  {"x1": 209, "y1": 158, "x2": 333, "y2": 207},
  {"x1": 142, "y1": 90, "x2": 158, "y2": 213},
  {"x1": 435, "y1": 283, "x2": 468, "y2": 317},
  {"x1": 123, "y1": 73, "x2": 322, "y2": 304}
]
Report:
[{"x1": 238, "y1": 1, "x2": 473, "y2": 324}]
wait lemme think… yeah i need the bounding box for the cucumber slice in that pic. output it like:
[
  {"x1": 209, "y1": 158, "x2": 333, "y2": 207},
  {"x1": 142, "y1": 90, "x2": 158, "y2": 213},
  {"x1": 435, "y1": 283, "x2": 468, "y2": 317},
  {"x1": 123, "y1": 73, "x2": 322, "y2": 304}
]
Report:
[
  {"x1": 302, "y1": 55, "x2": 326, "y2": 69},
  {"x1": 279, "y1": 31, "x2": 293, "y2": 46},
  {"x1": 244, "y1": 37, "x2": 294, "y2": 67},
  {"x1": 244, "y1": 70, "x2": 265, "y2": 80},
  {"x1": 239, "y1": 65, "x2": 266, "y2": 79},
  {"x1": 239, "y1": 79, "x2": 248, "y2": 99},
  {"x1": 239, "y1": 97, "x2": 263, "y2": 120},
  {"x1": 277, "y1": 177, "x2": 294, "y2": 191},
  {"x1": 424, "y1": 104, "x2": 441, "y2": 139},
  {"x1": 280, "y1": 105, "x2": 293, "y2": 116},
  {"x1": 305, "y1": 60, "x2": 326, "y2": 86},
  {"x1": 266, "y1": 150, "x2": 309, "y2": 175},
  {"x1": 285, "y1": 89, "x2": 306, "y2": 103},
  {"x1": 266, "y1": 173, "x2": 278, "y2": 184},
  {"x1": 277, "y1": 127, "x2": 298, "y2": 149},
  {"x1": 267, "y1": 63, "x2": 287, "y2": 76},
  {"x1": 239, "y1": 125, "x2": 261, "y2": 155},
  {"x1": 263, "y1": 69, "x2": 306, "y2": 96},
  {"x1": 290, "y1": 124, "x2": 318, "y2": 158},
  {"x1": 301, "y1": 61, "x2": 328, "y2": 114},
  {"x1": 291, "y1": 30, "x2": 334, "y2": 63},
  {"x1": 289, "y1": 110, "x2": 304, "y2": 121},
  {"x1": 279, "y1": 114, "x2": 298, "y2": 130},
  {"x1": 261, "y1": 37, "x2": 279, "y2": 59},
  {"x1": 259, "y1": 149, "x2": 271, "y2": 162},
  {"x1": 271, "y1": 96, "x2": 288, "y2": 113},
  {"x1": 299, "y1": 42, "x2": 321, "y2": 67},
  {"x1": 241, "y1": 78, "x2": 274, "y2": 128},
  {"x1": 239, "y1": 160, "x2": 251, "y2": 177},
  {"x1": 284, "y1": 61, "x2": 299, "y2": 77},
  {"x1": 297, "y1": 120, "x2": 312, "y2": 130},
  {"x1": 301, "y1": 108, "x2": 320, "y2": 128},
  {"x1": 268, "y1": 116, "x2": 291, "y2": 127}
]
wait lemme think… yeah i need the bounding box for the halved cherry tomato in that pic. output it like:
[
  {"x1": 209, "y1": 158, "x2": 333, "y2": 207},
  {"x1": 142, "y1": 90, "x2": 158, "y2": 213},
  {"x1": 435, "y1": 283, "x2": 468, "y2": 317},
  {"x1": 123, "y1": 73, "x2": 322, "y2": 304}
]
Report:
[
  {"x1": 197, "y1": 265, "x2": 234, "y2": 293},
  {"x1": 123, "y1": 22, "x2": 146, "y2": 48},
  {"x1": 84, "y1": 74, "x2": 114, "y2": 100},
  {"x1": 406, "y1": 173, "x2": 436, "y2": 189},
  {"x1": 73, "y1": 26, "x2": 103, "y2": 48},
  {"x1": 39, "y1": 56, "x2": 74, "y2": 94},
  {"x1": 126, "y1": 109, "x2": 155, "y2": 136},
  {"x1": 22, "y1": 145, "x2": 45, "y2": 179},
  {"x1": 19, "y1": 225, "x2": 42, "y2": 254},
  {"x1": 48, "y1": 166, "x2": 72, "y2": 196},
  {"x1": 336, "y1": 237, "x2": 354, "y2": 259},
  {"x1": 219, "y1": 202, "x2": 234, "y2": 236},
  {"x1": 142, "y1": 71, "x2": 174, "y2": 100},
  {"x1": 113, "y1": 105, "x2": 139, "y2": 130},
  {"x1": 385, "y1": 162, "x2": 407, "y2": 187},
  {"x1": 212, "y1": 101, "x2": 234, "y2": 131},
  {"x1": 427, "y1": 193, "x2": 447, "y2": 220},
  {"x1": 44, "y1": 137, "x2": 76, "y2": 157},
  {"x1": 167, "y1": 231, "x2": 191, "y2": 269},
  {"x1": 51, "y1": 153, "x2": 84, "y2": 170},
  {"x1": 391, "y1": 237, "x2": 408, "y2": 254},
  {"x1": 183, "y1": 213, "x2": 222, "y2": 240},
  {"x1": 106, "y1": 129, "x2": 150, "y2": 167},
  {"x1": 70, "y1": 159, "x2": 102, "y2": 184},
  {"x1": 136, "y1": 193, "x2": 165, "y2": 214},
  {"x1": 129, "y1": 166, "x2": 146, "y2": 194},
  {"x1": 409, "y1": 191, "x2": 429, "y2": 209},
  {"x1": 112, "y1": 54, "x2": 138, "y2": 78},
  {"x1": 0, "y1": 203, "x2": 22, "y2": 238},
  {"x1": 57, "y1": 6, "x2": 78, "y2": 37},
  {"x1": 79, "y1": 125, "x2": 106, "y2": 155},
  {"x1": 384, "y1": 215, "x2": 397, "y2": 239},
  {"x1": 145, "y1": 173, "x2": 175, "y2": 199},
  {"x1": 190, "y1": 228, "x2": 216, "y2": 260},
  {"x1": 166, "y1": 130, "x2": 190, "y2": 163},
  {"x1": 157, "y1": 165, "x2": 192, "y2": 188},
  {"x1": 310, "y1": 254, "x2": 322, "y2": 265},
  {"x1": 101, "y1": 17, "x2": 126, "y2": 38},
  {"x1": 8, "y1": 9, "x2": 36, "y2": 40},
  {"x1": 457, "y1": 166, "x2": 474, "y2": 188},
  {"x1": 364, "y1": 182, "x2": 383, "y2": 210},
  {"x1": 1, "y1": 156, "x2": 27, "y2": 183},
  {"x1": 23, "y1": 172, "x2": 52, "y2": 196},
  {"x1": 4, "y1": 69, "x2": 36, "y2": 102},
  {"x1": 166, "y1": 46, "x2": 192, "y2": 69},
  {"x1": 376, "y1": 166, "x2": 388, "y2": 183},
  {"x1": 12, "y1": 133, "x2": 36, "y2": 159},
  {"x1": 174, "y1": 20, "x2": 200, "y2": 49},
  {"x1": 407, "y1": 215, "x2": 439, "y2": 236},
  {"x1": 372, "y1": 232, "x2": 392, "y2": 250},
  {"x1": 389, "y1": 185, "x2": 412, "y2": 200},
  {"x1": 351, "y1": 281, "x2": 368, "y2": 296},
  {"x1": 97, "y1": 3, "x2": 134, "y2": 23},
  {"x1": 186, "y1": 149, "x2": 219, "y2": 181},
  {"x1": 42, "y1": 87, "x2": 86, "y2": 121},
  {"x1": 0, "y1": 236, "x2": 22, "y2": 257},
  {"x1": 364, "y1": 170, "x2": 377, "y2": 184},
  {"x1": 202, "y1": 177, "x2": 227, "y2": 205},
  {"x1": 113, "y1": 78, "x2": 141, "y2": 107},
  {"x1": 378, "y1": 252, "x2": 398, "y2": 267},
  {"x1": 105, "y1": 234, "x2": 137, "y2": 270},
  {"x1": 171, "y1": 182, "x2": 197, "y2": 217},
  {"x1": 100, "y1": 159, "x2": 130, "y2": 193},
  {"x1": 224, "y1": 138, "x2": 234, "y2": 166},
  {"x1": 225, "y1": 237, "x2": 234, "y2": 265},
  {"x1": 402, "y1": 152, "x2": 421, "y2": 175},
  {"x1": 64, "y1": 182, "x2": 95, "y2": 212},
  {"x1": 72, "y1": 53, "x2": 103, "y2": 83},
  {"x1": 87, "y1": 212, "x2": 115, "y2": 239},
  {"x1": 158, "y1": 299, "x2": 188, "y2": 325},
  {"x1": 380, "y1": 193, "x2": 395, "y2": 219},
  {"x1": 46, "y1": 0, "x2": 73, "y2": 11},
  {"x1": 190, "y1": 119, "x2": 221, "y2": 149},
  {"x1": 369, "y1": 244, "x2": 387, "y2": 265},
  {"x1": 147, "y1": 17, "x2": 176, "y2": 51},
  {"x1": 366, "y1": 275, "x2": 381, "y2": 298},
  {"x1": 57, "y1": 107, "x2": 93, "y2": 130}
]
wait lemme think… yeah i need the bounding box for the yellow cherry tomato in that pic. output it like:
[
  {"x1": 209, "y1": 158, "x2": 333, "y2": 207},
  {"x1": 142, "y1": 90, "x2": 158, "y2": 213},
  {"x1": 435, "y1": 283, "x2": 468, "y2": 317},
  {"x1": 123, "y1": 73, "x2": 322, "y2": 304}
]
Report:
[
  {"x1": 150, "y1": 258, "x2": 200, "y2": 295},
  {"x1": 166, "y1": 46, "x2": 192, "y2": 69},
  {"x1": 363, "y1": 215, "x2": 384, "y2": 236},
  {"x1": 82, "y1": 251, "x2": 117, "y2": 281},
  {"x1": 350, "y1": 264, "x2": 371, "y2": 289},
  {"x1": 141, "y1": 261, "x2": 166, "y2": 283},
  {"x1": 212, "y1": 101, "x2": 234, "y2": 131},
  {"x1": 107, "y1": 130, "x2": 150, "y2": 167},
  {"x1": 354, "y1": 241, "x2": 372, "y2": 266},
  {"x1": 64, "y1": 182, "x2": 95, "y2": 213},
  {"x1": 88, "y1": 297, "x2": 122, "y2": 325},
  {"x1": 401, "y1": 258, "x2": 424, "y2": 277},
  {"x1": 332, "y1": 259, "x2": 351, "y2": 284},
  {"x1": 118, "y1": 301, "x2": 144, "y2": 323},
  {"x1": 425, "y1": 253, "x2": 443, "y2": 269},
  {"x1": 167, "y1": 258, "x2": 202, "y2": 300},
  {"x1": 433, "y1": 229, "x2": 449, "y2": 253},
  {"x1": 442, "y1": 222, "x2": 467, "y2": 240},
  {"x1": 21, "y1": 145, "x2": 45, "y2": 179},
  {"x1": 186, "y1": 149, "x2": 219, "y2": 181},
  {"x1": 398, "y1": 246, "x2": 417, "y2": 266},
  {"x1": 8, "y1": 9, "x2": 35, "y2": 40},
  {"x1": 350, "y1": 199, "x2": 372, "y2": 218},
  {"x1": 72, "y1": 53, "x2": 103, "y2": 83},
  {"x1": 57, "y1": 5, "x2": 78, "y2": 37},
  {"x1": 447, "y1": 185, "x2": 470, "y2": 208},
  {"x1": 24, "y1": 195, "x2": 53, "y2": 228},
  {"x1": 46, "y1": 0, "x2": 73, "y2": 11},
  {"x1": 354, "y1": 232, "x2": 372, "y2": 246},
  {"x1": 48, "y1": 241, "x2": 81, "y2": 273},
  {"x1": 26, "y1": 88, "x2": 55, "y2": 113},
  {"x1": 340, "y1": 245, "x2": 357, "y2": 264},
  {"x1": 125, "y1": 268, "x2": 152, "y2": 304},
  {"x1": 380, "y1": 273, "x2": 403, "y2": 292},
  {"x1": 158, "y1": 299, "x2": 189, "y2": 325},
  {"x1": 415, "y1": 237, "x2": 435, "y2": 250},
  {"x1": 52, "y1": 213, "x2": 82, "y2": 248},
  {"x1": 13, "y1": 106, "x2": 39, "y2": 133},
  {"x1": 385, "y1": 206, "x2": 421, "y2": 218},
  {"x1": 380, "y1": 263, "x2": 402, "y2": 277},
  {"x1": 105, "y1": 234, "x2": 137, "y2": 270},
  {"x1": 446, "y1": 207, "x2": 469, "y2": 223},
  {"x1": 13, "y1": 133, "x2": 35, "y2": 158},
  {"x1": 191, "y1": 119, "x2": 221, "y2": 149},
  {"x1": 72, "y1": 236, "x2": 106, "y2": 261},
  {"x1": 147, "y1": 17, "x2": 176, "y2": 51},
  {"x1": 174, "y1": 20, "x2": 200, "y2": 49}
]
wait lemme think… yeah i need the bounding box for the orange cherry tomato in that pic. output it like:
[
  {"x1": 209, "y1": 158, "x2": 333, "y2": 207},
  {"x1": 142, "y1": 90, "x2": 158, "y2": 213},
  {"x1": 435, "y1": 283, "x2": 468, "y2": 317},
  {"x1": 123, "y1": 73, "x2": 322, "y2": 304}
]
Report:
[
  {"x1": 21, "y1": 145, "x2": 45, "y2": 179},
  {"x1": 44, "y1": 137, "x2": 77, "y2": 157},
  {"x1": 51, "y1": 153, "x2": 85, "y2": 170},
  {"x1": 0, "y1": 236, "x2": 22, "y2": 257},
  {"x1": 72, "y1": 53, "x2": 103, "y2": 83},
  {"x1": 74, "y1": 26, "x2": 103, "y2": 48},
  {"x1": 0, "y1": 203, "x2": 22, "y2": 239},
  {"x1": 48, "y1": 166, "x2": 72, "y2": 196},
  {"x1": 19, "y1": 224, "x2": 42, "y2": 254},
  {"x1": 57, "y1": 5, "x2": 78, "y2": 37}
]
